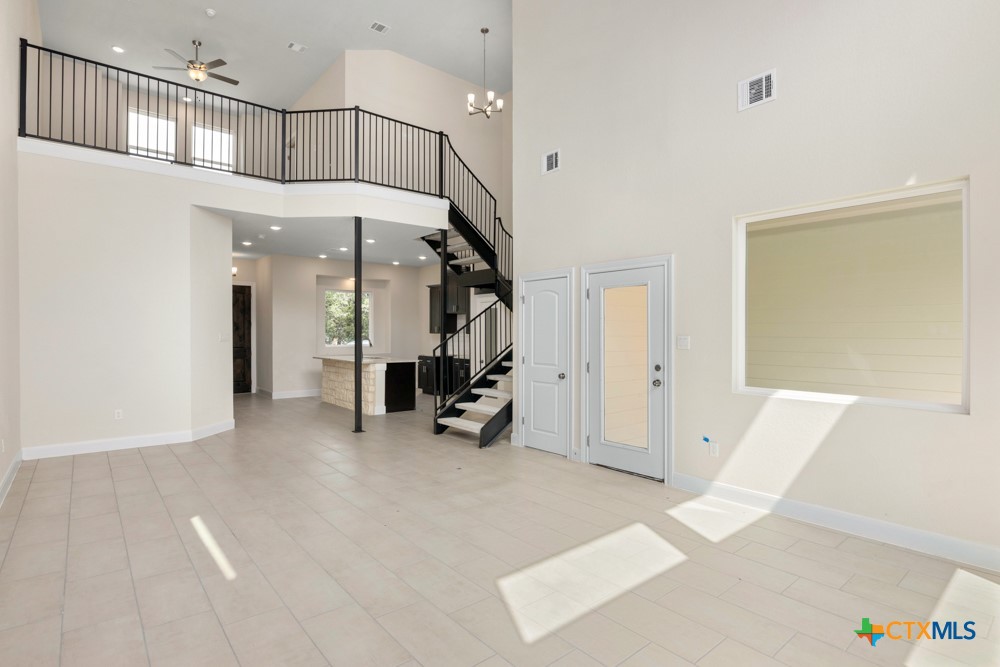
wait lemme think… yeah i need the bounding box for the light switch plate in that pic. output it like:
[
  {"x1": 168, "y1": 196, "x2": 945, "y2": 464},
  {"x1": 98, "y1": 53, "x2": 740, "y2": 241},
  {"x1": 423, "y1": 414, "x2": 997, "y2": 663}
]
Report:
[{"x1": 677, "y1": 336, "x2": 691, "y2": 350}]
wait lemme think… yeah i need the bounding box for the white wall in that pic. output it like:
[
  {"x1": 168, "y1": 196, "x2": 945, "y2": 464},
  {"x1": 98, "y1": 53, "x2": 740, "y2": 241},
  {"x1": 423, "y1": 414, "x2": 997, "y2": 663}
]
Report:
[
  {"x1": 0, "y1": 0, "x2": 40, "y2": 490},
  {"x1": 191, "y1": 208, "x2": 235, "y2": 429},
  {"x1": 513, "y1": 0, "x2": 1000, "y2": 549},
  {"x1": 256, "y1": 256, "x2": 274, "y2": 392},
  {"x1": 293, "y1": 50, "x2": 508, "y2": 212}
]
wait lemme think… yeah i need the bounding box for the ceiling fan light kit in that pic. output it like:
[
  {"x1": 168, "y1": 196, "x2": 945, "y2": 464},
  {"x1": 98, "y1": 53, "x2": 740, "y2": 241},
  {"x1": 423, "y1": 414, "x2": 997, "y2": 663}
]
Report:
[
  {"x1": 153, "y1": 39, "x2": 239, "y2": 86},
  {"x1": 467, "y1": 27, "x2": 502, "y2": 119}
]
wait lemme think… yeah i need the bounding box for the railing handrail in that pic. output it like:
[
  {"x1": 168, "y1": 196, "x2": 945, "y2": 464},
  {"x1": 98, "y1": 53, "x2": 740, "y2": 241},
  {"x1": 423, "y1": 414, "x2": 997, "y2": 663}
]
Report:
[
  {"x1": 19, "y1": 40, "x2": 512, "y2": 236},
  {"x1": 22, "y1": 41, "x2": 283, "y2": 113},
  {"x1": 443, "y1": 136, "x2": 496, "y2": 206},
  {"x1": 432, "y1": 298, "x2": 502, "y2": 354}
]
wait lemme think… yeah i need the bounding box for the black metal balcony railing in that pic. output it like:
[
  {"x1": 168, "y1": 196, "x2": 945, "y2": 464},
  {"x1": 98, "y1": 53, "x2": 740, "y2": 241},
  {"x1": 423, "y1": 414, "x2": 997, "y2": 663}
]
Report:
[{"x1": 17, "y1": 39, "x2": 512, "y2": 285}]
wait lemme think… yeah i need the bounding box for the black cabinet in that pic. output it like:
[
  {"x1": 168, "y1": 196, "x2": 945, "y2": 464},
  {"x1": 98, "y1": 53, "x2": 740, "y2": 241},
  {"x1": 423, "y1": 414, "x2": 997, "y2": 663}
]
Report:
[
  {"x1": 384, "y1": 362, "x2": 416, "y2": 412},
  {"x1": 450, "y1": 357, "x2": 471, "y2": 392},
  {"x1": 418, "y1": 355, "x2": 439, "y2": 395},
  {"x1": 428, "y1": 283, "x2": 470, "y2": 334},
  {"x1": 417, "y1": 355, "x2": 471, "y2": 396}
]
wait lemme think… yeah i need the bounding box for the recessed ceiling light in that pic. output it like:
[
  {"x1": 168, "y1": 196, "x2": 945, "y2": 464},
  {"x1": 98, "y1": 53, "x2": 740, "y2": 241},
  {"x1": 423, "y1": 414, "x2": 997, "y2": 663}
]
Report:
[
  {"x1": 339, "y1": 247, "x2": 348, "y2": 252},
  {"x1": 392, "y1": 261, "x2": 400, "y2": 265},
  {"x1": 318, "y1": 254, "x2": 327, "y2": 259},
  {"x1": 182, "y1": 96, "x2": 192, "y2": 103},
  {"x1": 269, "y1": 226, "x2": 282, "y2": 231},
  {"x1": 365, "y1": 239, "x2": 375, "y2": 244},
  {"x1": 111, "y1": 45, "x2": 125, "y2": 54},
  {"x1": 205, "y1": 8, "x2": 217, "y2": 18},
  {"x1": 242, "y1": 241, "x2": 252, "y2": 246},
  {"x1": 418, "y1": 256, "x2": 427, "y2": 260}
]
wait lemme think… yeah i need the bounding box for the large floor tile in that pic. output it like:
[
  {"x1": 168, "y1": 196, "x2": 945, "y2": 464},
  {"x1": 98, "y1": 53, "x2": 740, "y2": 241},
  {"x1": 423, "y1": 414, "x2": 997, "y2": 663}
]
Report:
[
  {"x1": 377, "y1": 601, "x2": 495, "y2": 667},
  {"x1": 224, "y1": 607, "x2": 327, "y2": 667},
  {"x1": 61, "y1": 614, "x2": 148, "y2": 667},
  {"x1": 301, "y1": 603, "x2": 412, "y2": 667}
]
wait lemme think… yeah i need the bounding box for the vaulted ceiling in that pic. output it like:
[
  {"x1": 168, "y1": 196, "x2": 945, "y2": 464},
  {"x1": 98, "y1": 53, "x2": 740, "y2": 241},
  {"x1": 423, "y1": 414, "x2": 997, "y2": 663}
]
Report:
[{"x1": 37, "y1": 0, "x2": 512, "y2": 109}]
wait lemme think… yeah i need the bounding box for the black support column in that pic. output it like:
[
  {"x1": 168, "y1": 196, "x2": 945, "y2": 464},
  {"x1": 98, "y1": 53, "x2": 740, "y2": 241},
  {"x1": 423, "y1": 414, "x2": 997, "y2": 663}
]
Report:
[
  {"x1": 353, "y1": 216, "x2": 364, "y2": 433},
  {"x1": 439, "y1": 229, "x2": 448, "y2": 403}
]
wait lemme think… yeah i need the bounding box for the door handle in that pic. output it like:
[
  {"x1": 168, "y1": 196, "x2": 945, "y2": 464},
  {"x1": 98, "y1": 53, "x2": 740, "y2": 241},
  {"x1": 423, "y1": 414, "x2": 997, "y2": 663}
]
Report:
[
  {"x1": 558, "y1": 372, "x2": 566, "y2": 380},
  {"x1": 652, "y1": 379, "x2": 662, "y2": 387}
]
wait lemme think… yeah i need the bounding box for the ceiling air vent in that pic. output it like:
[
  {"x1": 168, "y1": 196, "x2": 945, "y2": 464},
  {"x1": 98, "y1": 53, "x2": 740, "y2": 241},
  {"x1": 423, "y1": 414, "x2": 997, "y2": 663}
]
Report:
[
  {"x1": 287, "y1": 42, "x2": 308, "y2": 53},
  {"x1": 738, "y1": 68, "x2": 776, "y2": 111},
  {"x1": 541, "y1": 149, "x2": 561, "y2": 175},
  {"x1": 369, "y1": 21, "x2": 390, "y2": 34}
]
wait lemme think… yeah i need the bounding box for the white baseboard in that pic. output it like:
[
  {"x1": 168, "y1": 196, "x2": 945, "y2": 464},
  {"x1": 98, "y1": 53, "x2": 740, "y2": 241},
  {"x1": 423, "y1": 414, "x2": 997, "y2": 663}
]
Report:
[
  {"x1": 191, "y1": 419, "x2": 236, "y2": 441},
  {"x1": 269, "y1": 389, "x2": 321, "y2": 400},
  {"x1": 0, "y1": 451, "x2": 23, "y2": 511},
  {"x1": 21, "y1": 419, "x2": 236, "y2": 461},
  {"x1": 510, "y1": 432, "x2": 522, "y2": 446},
  {"x1": 672, "y1": 473, "x2": 1000, "y2": 573}
]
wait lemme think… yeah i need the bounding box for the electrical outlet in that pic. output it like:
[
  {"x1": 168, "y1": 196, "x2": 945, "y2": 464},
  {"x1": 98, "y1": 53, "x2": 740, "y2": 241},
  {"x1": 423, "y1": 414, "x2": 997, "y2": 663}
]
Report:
[
  {"x1": 1, "y1": 438, "x2": 5, "y2": 453},
  {"x1": 114, "y1": 409, "x2": 124, "y2": 421},
  {"x1": 710, "y1": 441, "x2": 719, "y2": 457}
]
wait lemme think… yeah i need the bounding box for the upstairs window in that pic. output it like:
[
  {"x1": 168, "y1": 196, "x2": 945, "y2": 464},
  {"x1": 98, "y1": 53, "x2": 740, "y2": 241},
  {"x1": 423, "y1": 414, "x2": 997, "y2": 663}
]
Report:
[
  {"x1": 192, "y1": 125, "x2": 234, "y2": 171},
  {"x1": 127, "y1": 109, "x2": 176, "y2": 161},
  {"x1": 735, "y1": 180, "x2": 968, "y2": 412}
]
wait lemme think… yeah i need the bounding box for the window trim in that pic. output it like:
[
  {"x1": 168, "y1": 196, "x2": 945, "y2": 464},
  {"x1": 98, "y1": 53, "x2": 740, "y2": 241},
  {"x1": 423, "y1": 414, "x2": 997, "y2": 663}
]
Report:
[
  {"x1": 320, "y1": 288, "x2": 374, "y2": 350},
  {"x1": 732, "y1": 178, "x2": 970, "y2": 414}
]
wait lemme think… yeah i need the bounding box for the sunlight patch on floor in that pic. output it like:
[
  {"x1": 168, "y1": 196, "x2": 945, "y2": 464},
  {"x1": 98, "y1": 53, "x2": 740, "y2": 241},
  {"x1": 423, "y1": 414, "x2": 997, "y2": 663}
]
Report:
[
  {"x1": 666, "y1": 495, "x2": 770, "y2": 543},
  {"x1": 191, "y1": 515, "x2": 238, "y2": 580},
  {"x1": 668, "y1": 397, "x2": 849, "y2": 542},
  {"x1": 905, "y1": 569, "x2": 1000, "y2": 666},
  {"x1": 496, "y1": 523, "x2": 686, "y2": 643}
]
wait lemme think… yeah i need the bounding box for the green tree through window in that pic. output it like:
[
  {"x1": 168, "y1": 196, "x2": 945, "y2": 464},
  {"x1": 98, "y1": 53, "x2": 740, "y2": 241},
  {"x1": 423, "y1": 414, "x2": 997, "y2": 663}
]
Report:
[{"x1": 325, "y1": 290, "x2": 371, "y2": 346}]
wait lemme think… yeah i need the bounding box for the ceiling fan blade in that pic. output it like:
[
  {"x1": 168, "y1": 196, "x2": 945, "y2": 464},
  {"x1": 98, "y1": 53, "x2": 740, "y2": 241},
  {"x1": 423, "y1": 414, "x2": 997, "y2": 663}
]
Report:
[
  {"x1": 165, "y1": 48, "x2": 189, "y2": 64},
  {"x1": 152, "y1": 66, "x2": 189, "y2": 71},
  {"x1": 207, "y1": 71, "x2": 239, "y2": 86},
  {"x1": 203, "y1": 58, "x2": 227, "y2": 70}
]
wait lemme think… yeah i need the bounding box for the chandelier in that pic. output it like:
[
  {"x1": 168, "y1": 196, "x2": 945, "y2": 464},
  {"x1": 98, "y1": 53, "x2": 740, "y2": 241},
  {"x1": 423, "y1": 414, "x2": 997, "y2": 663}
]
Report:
[{"x1": 467, "y1": 28, "x2": 503, "y2": 119}]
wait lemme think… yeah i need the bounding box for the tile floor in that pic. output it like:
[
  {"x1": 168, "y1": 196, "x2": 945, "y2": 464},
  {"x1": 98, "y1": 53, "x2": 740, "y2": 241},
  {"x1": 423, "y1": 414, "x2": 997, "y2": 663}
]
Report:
[{"x1": 0, "y1": 394, "x2": 997, "y2": 666}]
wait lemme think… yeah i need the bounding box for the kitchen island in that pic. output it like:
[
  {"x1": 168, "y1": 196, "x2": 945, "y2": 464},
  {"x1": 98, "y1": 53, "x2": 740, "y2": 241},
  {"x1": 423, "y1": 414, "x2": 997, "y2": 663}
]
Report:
[{"x1": 315, "y1": 356, "x2": 417, "y2": 415}]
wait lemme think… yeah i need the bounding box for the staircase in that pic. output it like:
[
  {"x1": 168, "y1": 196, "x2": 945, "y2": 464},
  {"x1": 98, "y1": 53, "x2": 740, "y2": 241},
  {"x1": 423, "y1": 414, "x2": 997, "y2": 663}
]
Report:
[{"x1": 424, "y1": 199, "x2": 513, "y2": 447}]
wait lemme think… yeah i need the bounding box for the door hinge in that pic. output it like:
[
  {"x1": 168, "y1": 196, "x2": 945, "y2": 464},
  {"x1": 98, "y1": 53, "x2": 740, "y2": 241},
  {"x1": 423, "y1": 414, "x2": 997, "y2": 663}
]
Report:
[
  {"x1": 520, "y1": 295, "x2": 525, "y2": 304},
  {"x1": 586, "y1": 435, "x2": 590, "y2": 447},
  {"x1": 586, "y1": 288, "x2": 590, "y2": 299},
  {"x1": 522, "y1": 355, "x2": 525, "y2": 364},
  {"x1": 521, "y1": 416, "x2": 525, "y2": 424},
  {"x1": 586, "y1": 361, "x2": 590, "y2": 373}
]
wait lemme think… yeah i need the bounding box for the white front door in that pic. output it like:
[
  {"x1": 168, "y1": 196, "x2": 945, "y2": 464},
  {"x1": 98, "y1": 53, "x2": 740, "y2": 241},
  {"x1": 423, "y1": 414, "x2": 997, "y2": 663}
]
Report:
[
  {"x1": 587, "y1": 265, "x2": 667, "y2": 480},
  {"x1": 522, "y1": 275, "x2": 570, "y2": 456}
]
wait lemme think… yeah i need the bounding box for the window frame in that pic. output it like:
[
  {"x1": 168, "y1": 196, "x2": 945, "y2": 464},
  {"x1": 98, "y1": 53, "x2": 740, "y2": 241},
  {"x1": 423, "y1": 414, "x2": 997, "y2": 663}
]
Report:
[
  {"x1": 126, "y1": 108, "x2": 177, "y2": 162},
  {"x1": 320, "y1": 288, "x2": 374, "y2": 350},
  {"x1": 733, "y1": 178, "x2": 970, "y2": 414}
]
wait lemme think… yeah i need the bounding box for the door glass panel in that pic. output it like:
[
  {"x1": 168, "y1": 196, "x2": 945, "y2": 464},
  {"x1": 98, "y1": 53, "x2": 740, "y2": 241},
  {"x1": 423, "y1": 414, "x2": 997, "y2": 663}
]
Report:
[{"x1": 602, "y1": 285, "x2": 649, "y2": 449}]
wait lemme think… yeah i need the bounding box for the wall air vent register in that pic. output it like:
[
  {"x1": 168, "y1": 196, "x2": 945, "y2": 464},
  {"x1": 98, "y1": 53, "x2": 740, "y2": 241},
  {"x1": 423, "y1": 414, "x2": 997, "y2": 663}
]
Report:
[{"x1": 738, "y1": 68, "x2": 776, "y2": 111}]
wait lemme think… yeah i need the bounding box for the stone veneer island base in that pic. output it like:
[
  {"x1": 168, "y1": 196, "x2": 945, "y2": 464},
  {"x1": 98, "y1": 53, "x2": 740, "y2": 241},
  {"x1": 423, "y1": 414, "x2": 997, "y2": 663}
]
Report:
[{"x1": 316, "y1": 356, "x2": 416, "y2": 415}]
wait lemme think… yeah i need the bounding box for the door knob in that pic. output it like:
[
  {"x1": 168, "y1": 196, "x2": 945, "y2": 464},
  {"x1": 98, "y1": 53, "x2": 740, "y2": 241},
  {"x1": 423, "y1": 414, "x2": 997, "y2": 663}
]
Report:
[
  {"x1": 652, "y1": 379, "x2": 662, "y2": 387},
  {"x1": 558, "y1": 372, "x2": 566, "y2": 380}
]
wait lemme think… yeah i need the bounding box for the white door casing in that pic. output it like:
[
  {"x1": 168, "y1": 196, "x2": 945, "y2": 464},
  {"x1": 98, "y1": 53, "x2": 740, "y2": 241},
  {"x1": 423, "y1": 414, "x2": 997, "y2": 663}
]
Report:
[
  {"x1": 521, "y1": 273, "x2": 571, "y2": 456},
  {"x1": 584, "y1": 259, "x2": 671, "y2": 481}
]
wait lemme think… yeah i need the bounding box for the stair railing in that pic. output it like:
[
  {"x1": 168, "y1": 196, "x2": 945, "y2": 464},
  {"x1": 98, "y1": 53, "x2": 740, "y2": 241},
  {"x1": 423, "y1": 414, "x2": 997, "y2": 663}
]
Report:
[{"x1": 432, "y1": 299, "x2": 512, "y2": 414}]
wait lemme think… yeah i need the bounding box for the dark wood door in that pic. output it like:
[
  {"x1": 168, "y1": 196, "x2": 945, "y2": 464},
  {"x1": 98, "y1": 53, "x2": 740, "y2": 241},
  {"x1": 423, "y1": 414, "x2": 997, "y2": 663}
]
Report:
[{"x1": 233, "y1": 285, "x2": 252, "y2": 393}]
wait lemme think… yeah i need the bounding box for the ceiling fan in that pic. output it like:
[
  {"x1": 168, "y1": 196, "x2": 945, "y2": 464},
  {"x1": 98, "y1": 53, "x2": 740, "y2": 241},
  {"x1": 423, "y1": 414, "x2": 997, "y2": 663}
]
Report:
[{"x1": 153, "y1": 39, "x2": 239, "y2": 86}]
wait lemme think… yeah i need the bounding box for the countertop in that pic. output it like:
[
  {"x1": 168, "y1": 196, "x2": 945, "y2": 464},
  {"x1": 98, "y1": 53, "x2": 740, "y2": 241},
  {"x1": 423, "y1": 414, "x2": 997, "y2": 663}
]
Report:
[{"x1": 314, "y1": 355, "x2": 419, "y2": 365}]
